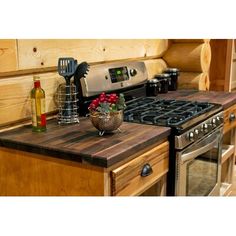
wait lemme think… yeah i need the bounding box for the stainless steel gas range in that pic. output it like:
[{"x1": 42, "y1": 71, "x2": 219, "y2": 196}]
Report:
[
  {"x1": 124, "y1": 97, "x2": 223, "y2": 196},
  {"x1": 75, "y1": 61, "x2": 224, "y2": 196}
]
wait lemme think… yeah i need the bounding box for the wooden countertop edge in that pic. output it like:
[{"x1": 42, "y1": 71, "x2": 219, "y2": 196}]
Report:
[
  {"x1": 93, "y1": 128, "x2": 171, "y2": 167},
  {"x1": 0, "y1": 126, "x2": 171, "y2": 168}
]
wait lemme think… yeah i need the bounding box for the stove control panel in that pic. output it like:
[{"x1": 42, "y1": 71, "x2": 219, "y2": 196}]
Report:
[
  {"x1": 80, "y1": 61, "x2": 148, "y2": 97},
  {"x1": 175, "y1": 112, "x2": 224, "y2": 149}
]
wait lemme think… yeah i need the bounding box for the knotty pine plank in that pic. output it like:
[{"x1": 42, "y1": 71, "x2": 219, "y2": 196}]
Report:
[
  {"x1": 17, "y1": 39, "x2": 169, "y2": 70},
  {"x1": 0, "y1": 39, "x2": 18, "y2": 73},
  {"x1": 0, "y1": 72, "x2": 64, "y2": 126}
]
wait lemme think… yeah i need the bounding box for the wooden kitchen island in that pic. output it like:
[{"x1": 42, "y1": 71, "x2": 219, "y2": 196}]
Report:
[{"x1": 0, "y1": 119, "x2": 170, "y2": 196}]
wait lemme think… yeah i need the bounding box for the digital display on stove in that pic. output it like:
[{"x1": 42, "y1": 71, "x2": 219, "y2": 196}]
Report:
[{"x1": 109, "y1": 67, "x2": 129, "y2": 83}]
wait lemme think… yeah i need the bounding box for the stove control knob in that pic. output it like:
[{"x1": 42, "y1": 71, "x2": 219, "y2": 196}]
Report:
[
  {"x1": 212, "y1": 118, "x2": 216, "y2": 127},
  {"x1": 216, "y1": 116, "x2": 223, "y2": 125},
  {"x1": 130, "y1": 69, "x2": 137, "y2": 77},
  {"x1": 188, "y1": 132, "x2": 195, "y2": 141},
  {"x1": 194, "y1": 129, "x2": 199, "y2": 138},
  {"x1": 202, "y1": 123, "x2": 208, "y2": 133}
]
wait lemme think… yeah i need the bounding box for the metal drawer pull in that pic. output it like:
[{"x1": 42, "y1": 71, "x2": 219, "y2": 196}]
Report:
[
  {"x1": 229, "y1": 113, "x2": 235, "y2": 122},
  {"x1": 141, "y1": 163, "x2": 153, "y2": 177}
]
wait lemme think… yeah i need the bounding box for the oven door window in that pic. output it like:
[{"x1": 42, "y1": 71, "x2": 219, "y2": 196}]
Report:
[{"x1": 186, "y1": 147, "x2": 218, "y2": 196}]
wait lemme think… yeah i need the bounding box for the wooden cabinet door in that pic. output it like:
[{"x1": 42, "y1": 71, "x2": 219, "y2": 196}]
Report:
[{"x1": 111, "y1": 141, "x2": 169, "y2": 196}]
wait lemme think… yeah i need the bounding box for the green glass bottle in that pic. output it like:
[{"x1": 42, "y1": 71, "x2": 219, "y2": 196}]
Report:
[{"x1": 31, "y1": 76, "x2": 47, "y2": 132}]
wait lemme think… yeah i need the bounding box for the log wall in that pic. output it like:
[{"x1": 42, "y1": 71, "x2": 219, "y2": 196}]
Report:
[
  {"x1": 0, "y1": 39, "x2": 169, "y2": 127},
  {"x1": 163, "y1": 40, "x2": 211, "y2": 91}
]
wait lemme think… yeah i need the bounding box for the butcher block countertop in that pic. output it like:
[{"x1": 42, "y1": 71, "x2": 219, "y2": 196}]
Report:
[
  {"x1": 0, "y1": 118, "x2": 171, "y2": 168},
  {"x1": 158, "y1": 90, "x2": 236, "y2": 109}
]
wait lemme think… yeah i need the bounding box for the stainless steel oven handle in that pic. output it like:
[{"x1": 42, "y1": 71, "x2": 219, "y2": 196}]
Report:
[{"x1": 181, "y1": 138, "x2": 218, "y2": 164}]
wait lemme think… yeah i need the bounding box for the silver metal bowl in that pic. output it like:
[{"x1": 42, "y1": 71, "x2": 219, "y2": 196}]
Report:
[{"x1": 90, "y1": 110, "x2": 123, "y2": 136}]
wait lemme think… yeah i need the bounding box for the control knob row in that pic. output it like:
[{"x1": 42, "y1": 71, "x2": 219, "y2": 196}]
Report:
[
  {"x1": 188, "y1": 116, "x2": 223, "y2": 142},
  {"x1": 188, "y1": 125, "x2": 208, "y2": 141},
  {"x1": 212, "y1": 116, "x2": 223, "y2": 126},
  {"x1": 188, "y1": 129, "x2": 200, "y2": 141}
]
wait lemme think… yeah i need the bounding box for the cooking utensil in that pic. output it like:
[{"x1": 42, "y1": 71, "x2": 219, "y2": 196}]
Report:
[
  {"x1": 74, "y1": 61, "x2": 90, "y2": 113},
  {"x1": 58, "y1": 58, "x2": 77, "y2": 117},
  {"x1": 74, "y1": 61, "x2": 90, "y2": 82},
  {"x1": 58, "y1": 57, "x2": 77, "y2": 82},
  {"x1": 74, "y1": 61, "x2": 90, "y2": 95}
]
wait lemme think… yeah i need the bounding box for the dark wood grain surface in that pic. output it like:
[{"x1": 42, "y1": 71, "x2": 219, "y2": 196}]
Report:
[
  {"x1": 158, "y1": 90, "x2": 236, "y2": 109},
  {"x1": 0, "y1": 118, "x2": 171, "y2": 168}
]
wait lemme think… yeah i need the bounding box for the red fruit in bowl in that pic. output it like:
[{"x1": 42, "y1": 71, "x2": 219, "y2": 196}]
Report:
[
  {"x1": 99, "y1": 92, "x2": 106, "y2": 97},
  {"x1": 100, "y1": 97, "x2": 105, "y2": 103},
  {"x1": 92, "y1": 99, "x2": 98, "y2": 104},
  {"x1": 93, "y1": 102, "x2": 99, "y2": 107},
  {"x1": 89, "y1": 104, "x2": 96, "y2": 110}
]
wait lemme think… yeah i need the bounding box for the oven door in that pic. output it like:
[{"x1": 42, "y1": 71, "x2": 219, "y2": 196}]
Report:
[{"x1": 175, "y1": 127, "x2": 223, "y2": 196}]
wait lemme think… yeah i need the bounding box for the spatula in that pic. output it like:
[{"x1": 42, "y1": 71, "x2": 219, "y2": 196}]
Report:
[{"x1": 58, "y1": 58, "x2": 77, "y2": 117}]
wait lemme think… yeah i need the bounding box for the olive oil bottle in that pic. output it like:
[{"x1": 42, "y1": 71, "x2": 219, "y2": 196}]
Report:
[{"x1": 31, "y1": 76, "x2": 47, "y2": 132}]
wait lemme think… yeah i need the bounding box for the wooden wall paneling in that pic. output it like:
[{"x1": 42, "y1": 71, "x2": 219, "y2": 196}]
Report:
[
  {"x1": 17, "y1": 39, "x2": 169, "y2": 70},
  {"x1": 144, "y1": 59, "x2": 167, "y2": 79},
  {"x1": 171, "y1": 39, "x2": 210, "y2": 43},
  {"x1": 163, "y1": 43, "x2": 211, "y2": 73},
  {"x1": 101, "y1": 39, "x2": 169, "y2": 61},
  {"x1": 178, "y1": 72, "x2": 209, "y2": 91},
  {"x1": 0, "y1": 39, "x2": 18, "y2": 73},
  {"x1": 0, "y1": 72, "x2": 64, "y2": 126}
]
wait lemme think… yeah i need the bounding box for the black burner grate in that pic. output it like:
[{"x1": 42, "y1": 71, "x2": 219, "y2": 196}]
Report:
[{"x1": 124, "y1": 97, "x2": 215, "y2": 127}]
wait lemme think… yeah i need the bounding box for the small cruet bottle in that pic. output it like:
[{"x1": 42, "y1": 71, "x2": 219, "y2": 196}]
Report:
[{"x1": 30, "y1": 76, "x2": 47, "y2": 132}]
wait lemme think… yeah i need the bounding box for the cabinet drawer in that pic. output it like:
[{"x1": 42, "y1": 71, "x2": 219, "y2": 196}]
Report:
[
  {"x1": 224, "y1": 104, "x2": 236, "y2": 134},
  {"x1": 111, "y1": 141, "x2": 169, "y2": 196}
]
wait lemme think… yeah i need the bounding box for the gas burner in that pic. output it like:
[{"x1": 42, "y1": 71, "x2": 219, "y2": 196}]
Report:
[{"x1": 124, "y1": 97, "x2": 216, "y2": 128}]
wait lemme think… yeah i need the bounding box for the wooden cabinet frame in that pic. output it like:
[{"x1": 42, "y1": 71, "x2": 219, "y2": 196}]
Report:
[{"x1": 209, "y1": 39, "x2": 234, "y2": 92}]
